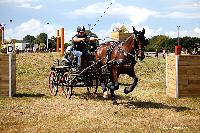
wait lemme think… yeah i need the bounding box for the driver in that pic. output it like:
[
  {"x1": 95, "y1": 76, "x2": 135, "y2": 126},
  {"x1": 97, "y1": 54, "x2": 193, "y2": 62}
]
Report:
[{"x1": 72, "y1": 26, "x2": 97, "y2": 67}]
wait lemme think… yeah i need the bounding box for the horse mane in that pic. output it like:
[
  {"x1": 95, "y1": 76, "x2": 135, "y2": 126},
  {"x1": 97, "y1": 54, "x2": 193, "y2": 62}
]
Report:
[{"x1": 122, "y1": 34, "x2": 134, "y2": 46}]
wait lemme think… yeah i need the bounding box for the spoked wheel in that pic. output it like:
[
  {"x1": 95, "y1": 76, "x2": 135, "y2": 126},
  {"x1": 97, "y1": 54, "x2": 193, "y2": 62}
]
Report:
[
  {"x1": 86, "y1": 78, "x2": 98, "y2": 96},
  {"x1": 62, "y1": 72, "x2": 74, "y2": 99},
  {"x1": 48, "y1": 71, "x2": 58, "y2": 96}
]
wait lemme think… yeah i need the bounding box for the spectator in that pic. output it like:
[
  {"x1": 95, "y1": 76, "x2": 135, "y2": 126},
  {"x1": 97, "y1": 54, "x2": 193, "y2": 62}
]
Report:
[{"x1": 162, "y1": 49, "x2": 166, "y2": 59}]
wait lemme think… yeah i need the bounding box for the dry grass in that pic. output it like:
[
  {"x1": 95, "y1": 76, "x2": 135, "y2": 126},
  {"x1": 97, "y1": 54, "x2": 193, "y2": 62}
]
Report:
[{"x1": 0, "y1": 53, "x2": 200, "y2": 133}]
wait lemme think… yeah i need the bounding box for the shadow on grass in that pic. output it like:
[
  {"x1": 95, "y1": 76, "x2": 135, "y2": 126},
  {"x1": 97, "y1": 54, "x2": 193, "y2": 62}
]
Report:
[
  {"x1": 72, "y1": 92, "x2": 132, "y2": 102},
  {"x1": 73, "y1": 92, "x2": 190, "y2": 112},
  {"x1": 14, "y1": 93, "x2": 46, "y2": 98},
  {"x1": 120, "y1": 101, "x2": 191, "y2": 112},
  {"x1": 73, "y1": 92, "x2": 108, "y2": 101}
]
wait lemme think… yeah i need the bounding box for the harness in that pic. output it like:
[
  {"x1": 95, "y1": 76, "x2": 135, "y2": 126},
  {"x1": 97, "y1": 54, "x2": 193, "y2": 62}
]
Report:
[
  {"x1": 105, "y1": 35, "x2": 138, "y2": 66},
  {"x1": 106, "y1": 41, "x2": 120, "y2": 64}
]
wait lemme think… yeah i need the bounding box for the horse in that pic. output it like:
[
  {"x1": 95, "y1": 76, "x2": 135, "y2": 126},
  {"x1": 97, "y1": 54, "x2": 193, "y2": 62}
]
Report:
[{"x1": 95, "y1": 27, "x2": 147, "y2": 104}]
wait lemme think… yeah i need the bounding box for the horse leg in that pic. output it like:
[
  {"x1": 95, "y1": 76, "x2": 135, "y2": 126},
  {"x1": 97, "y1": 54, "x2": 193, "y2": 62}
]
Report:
[
  {"x1": 101, "y1": 82, "x2": 108, "y2": 98},
  {"x1": 109, "y1": 66, "x2": 119, "y2": 104},
  {"x1": 113, "y1": 67, "x2": 119, "y2": 90},
  {"x1": 98, "y1": 65, "x2": 108, "y2": 98},
  {"x1": 110, "y1": 88, "x2": 117, "y2": 105},
  {"x1": 124, "y1": 76, "x2": 138, "y2": 94},
  {"x1": 124, "y1": 66, "x2": 138, "y2": 94}
]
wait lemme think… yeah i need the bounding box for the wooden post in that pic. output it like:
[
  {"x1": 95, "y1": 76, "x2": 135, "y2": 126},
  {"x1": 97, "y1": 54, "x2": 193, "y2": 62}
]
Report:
[
  {"x1": 175, "y1": 55, "x2": 179, "y2": 98},
  {"x1": 175, "y1": 46, "x2": 181, "y2": 98},
  {"x1": 166, "y1": 54, "x2": 176, "y2": 98},
  {"x1": 60, "y1": 28, "x2": 64, "y2": 56},
  {"x1": 0, "y1": 26, "x2": 4, "y2": 48},
  {"x1": 0, "y1": 54, "x2": 16, "y2": 97},
  {"x1": 56, "y1": 30, "x2": 60, "y2": 52}
]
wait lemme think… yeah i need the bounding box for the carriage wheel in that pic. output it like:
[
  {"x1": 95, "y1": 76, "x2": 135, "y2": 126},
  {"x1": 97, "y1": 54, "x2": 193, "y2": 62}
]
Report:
[
  {"x1": 62, "y1": 72, "x2": 74, "y2": 99},
  {"x1": 87, "y1": 78, "x2": 98, "y2": 96},
  {"x1": 48, "y1": 71, "x2": 58, "y2": 96}
]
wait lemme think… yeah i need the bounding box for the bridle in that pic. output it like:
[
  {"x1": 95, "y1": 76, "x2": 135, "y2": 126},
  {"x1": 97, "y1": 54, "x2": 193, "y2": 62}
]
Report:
[{"x1": 133, "y1": 34, "x2": 145, "y2": 57}]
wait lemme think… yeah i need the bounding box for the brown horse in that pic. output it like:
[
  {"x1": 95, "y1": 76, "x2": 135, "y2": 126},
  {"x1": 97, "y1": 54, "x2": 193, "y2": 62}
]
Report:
[{"x1": 95, "y1": 27, "x2": 147, "y2": 104}]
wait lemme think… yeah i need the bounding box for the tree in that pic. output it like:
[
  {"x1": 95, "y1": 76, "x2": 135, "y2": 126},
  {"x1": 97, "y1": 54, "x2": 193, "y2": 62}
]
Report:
[
  {"x1": 85, "y1": 30, "x2": 98, "y2": 38},
  {"x1": 23, "y1": 35, "x2": 36, "y2": 48},
  {"x1": 12, "y1": 39, "x2": 23, "y2": 43},
  {"x1": 34, "y1": 38, "x2": 40, "y2": 45},
  {"x1": 36, "y1": 33, "x2": 47, "y2": 45},
  {"x1": 145, "y1": 43, "x2": 156, "y2": 52},
  {"x1": 165, "y1": 38, "x2": 176, "y2": 52},
  {"x1": 39, "y1": 43, "x2": 46, "y2": 51},
  {"x1": 23, "y1": 35, "x2": 35, "y2": 44},
  {"x1": 149, "y1": 35, "x2": 170, "y2": 51},
  {"x1": 64, "y1": 42, "x2": 72, "y2": 48},
  {"x1": 48, "y1": 36, "x2": 56, "y2": 50}
]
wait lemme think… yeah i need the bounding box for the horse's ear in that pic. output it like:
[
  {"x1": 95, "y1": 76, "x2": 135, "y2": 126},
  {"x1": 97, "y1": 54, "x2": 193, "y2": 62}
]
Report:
[
  {"x1": 142, "y1": 28, "x2": 145, "y2": 34},
  {"x1": 132, "y1": 26, "x2": 136, "y2": 32}
]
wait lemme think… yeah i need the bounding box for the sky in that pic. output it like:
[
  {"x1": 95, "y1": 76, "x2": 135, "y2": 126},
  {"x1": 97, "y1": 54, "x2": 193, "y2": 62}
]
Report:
[{"x1": 0, "y1": 0, "x2": 200, "y2": 43}]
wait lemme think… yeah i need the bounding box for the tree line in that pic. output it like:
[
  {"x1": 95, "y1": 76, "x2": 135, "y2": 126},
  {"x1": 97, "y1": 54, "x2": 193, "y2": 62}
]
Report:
[
  {"x1": 145, "y1": 35, "x2": 200, "y2": 53},
  {"x1": 13, "y1": 33, "x2": 57, "y2": 51},
  {"x1": 11, "y1": 29, "x2": 98, "y2": 51},
  {"x1": 5, "y1": 32, "x2": 200, "y2": 53}
]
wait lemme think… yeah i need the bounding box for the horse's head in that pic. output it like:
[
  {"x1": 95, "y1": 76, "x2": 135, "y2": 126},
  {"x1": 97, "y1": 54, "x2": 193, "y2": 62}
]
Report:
[{"x1": 133, "y1": 27, "x2": 147, "y2": 61}]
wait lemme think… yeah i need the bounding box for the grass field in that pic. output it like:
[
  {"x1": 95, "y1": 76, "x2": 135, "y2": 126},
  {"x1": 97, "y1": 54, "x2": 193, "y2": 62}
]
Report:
[{"x1": 0, "y1": 53, "x2": 200, "y2": 133}]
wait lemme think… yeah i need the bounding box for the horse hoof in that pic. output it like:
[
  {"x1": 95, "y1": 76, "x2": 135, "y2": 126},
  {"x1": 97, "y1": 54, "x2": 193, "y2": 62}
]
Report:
[
  {"x1": 124, "y1": 87, "x2": 129, "y2": 94},
  {"x1": 103, "y1": 91, "x2": 108, "y2": 99}
]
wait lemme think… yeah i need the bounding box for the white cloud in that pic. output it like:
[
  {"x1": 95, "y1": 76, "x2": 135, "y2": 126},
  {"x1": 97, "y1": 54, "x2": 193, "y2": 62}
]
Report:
[
  {"x1": 156, "y1": 11, "x2": 200, "y2": 19},
  {"x1": 0, "y1": 0, "x2": 42, "y2": 10},
  {"x1": 165, "y1": 27, "x2": 200, "y2": 38},
  {"x1": 65, "y1": 1, "x2": 107, "y2": 18},
  {"x1": 61, "y1": 0, "x2": 77, "y2": 2},
  {"x1": 138, "y1": 26, "x2": 163, "y2": 38},
  {"x1": 174, "y1": 1, "x2": 200, "y2": 9},
  {"x1": 94, "y1": 24, "x2": 200, "y2": 43},
  {"x1": 64, "y1": 1, "x2": 158, "y2": 41},
  {"x1": 107, "y1": 3, "x2": 157, "y2": 26},
  {"x1": 92, "y1": 24, "x2": 163, "y2": 43},
  {"x1": 5, "y1": 18, "x2": 60, "y2": 40},
  {"x1": 17, "y1": 3, "x2": 42, "y2": 9},
  {"x1": 0, "y1": 0, "x2": 34, "y2": 4},
  {"x1": 194, "y1": 27, "x2": 200, "y2": 34},
  {"x1": 6, "y1": 18, "x2": 200, "y2": 43},
  {"x1": 95, "y1": 29, "x2": 111, "y2": 43},
  {"x1": 4, "y1": 18, "x2": 76, "y2": 42},
  {"x1": 64, "y1": 30, "x2": 76, "y2": 42},
  {"x1": 66, "y1": 1, "x2": 158, "y2": 25}
]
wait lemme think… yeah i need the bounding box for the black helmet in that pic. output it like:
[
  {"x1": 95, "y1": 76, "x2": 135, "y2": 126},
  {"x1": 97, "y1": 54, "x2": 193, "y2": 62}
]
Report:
[
  {"x1": 77, "y1": 26, "x2": 81, "y2": 32},
  {"x1": 77, "y1": 26, "x2": 85, "y2": 32}
]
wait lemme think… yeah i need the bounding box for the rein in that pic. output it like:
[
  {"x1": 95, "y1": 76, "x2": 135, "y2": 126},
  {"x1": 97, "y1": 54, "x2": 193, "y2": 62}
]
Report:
[
  {"x1": 113, "y1": 34, "x2": 137, "y2": 58},
  {"x1": 104, "y1": 34, "x2": 138, "y2": 65}
]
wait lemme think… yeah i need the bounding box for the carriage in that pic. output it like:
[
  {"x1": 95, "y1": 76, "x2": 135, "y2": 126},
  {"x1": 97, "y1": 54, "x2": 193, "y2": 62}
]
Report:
[
  {"x1": 48, "y1": 27, "x2": 147, "y2": 104},
  {"x1": 48, "y1": 49, "x2": 101, "y2": 98}
]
